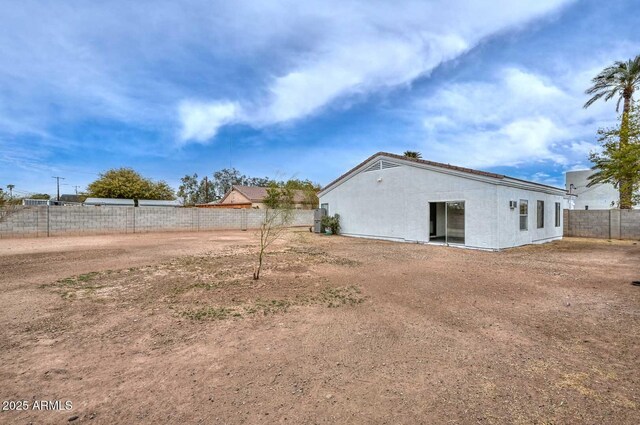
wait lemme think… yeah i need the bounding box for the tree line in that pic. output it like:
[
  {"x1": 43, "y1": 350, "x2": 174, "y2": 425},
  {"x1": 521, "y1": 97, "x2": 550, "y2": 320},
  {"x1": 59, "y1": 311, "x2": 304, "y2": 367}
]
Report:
[
  {"x1": 55, "y1": 167, "x2": 321, "y2": 206},
  {"x1": 177, "y1": 169, "x2": 321, "y2": 206}
]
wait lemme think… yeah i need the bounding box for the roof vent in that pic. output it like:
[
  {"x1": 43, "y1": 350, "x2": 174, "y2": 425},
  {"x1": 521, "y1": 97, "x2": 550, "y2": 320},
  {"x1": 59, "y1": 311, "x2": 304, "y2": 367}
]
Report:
[
  {"x1": 364, "y1": 161, "x2": 381, "y2": 172},
  {"x1": 380, "y1": 160, "x2": 400, "y2": 169}
]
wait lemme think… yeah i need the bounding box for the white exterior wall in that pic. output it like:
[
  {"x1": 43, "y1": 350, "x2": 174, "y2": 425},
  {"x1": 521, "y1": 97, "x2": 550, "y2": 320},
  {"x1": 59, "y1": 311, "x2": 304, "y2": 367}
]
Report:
[
  {"x1": 320, "y1": 156, "x2": 564, "y2": 250},
  {"x1": 565, "y1": 170, "x2": 618, "y2": 210},
  {"x1": 496, "y1": 186, "x2": 564, "y2": 249},
  {"x1": 320, "y1": 162, "x2": 499, "y2": 249}
]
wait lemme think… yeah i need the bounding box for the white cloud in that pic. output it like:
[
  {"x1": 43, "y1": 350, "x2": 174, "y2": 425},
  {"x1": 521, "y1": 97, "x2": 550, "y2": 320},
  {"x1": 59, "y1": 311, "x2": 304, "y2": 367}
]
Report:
[
  {"x1": 259, "y1": 33, "x2": 469, "y2": 124},
  {"x1": 569, "y1": 140, "x2": 599, "y2": 156},
  {"x1": 177, "y1": 100, "x2": 240, "y2": 144},
  {"x1": 416, "y1": 66, "x2": 619, "y2": 168},
  {"x1": 568, "y1": 163, "x2": 591, "y2": 172},
  {"x1": 174, "y1": 0, "x2": 575, "y2": 142},
  {"x1": 425, "y1": 116, "x2": 567, "y2": 167},
  {"x1": 529, "y1": 171, "x2": 562, "y2": 187}
]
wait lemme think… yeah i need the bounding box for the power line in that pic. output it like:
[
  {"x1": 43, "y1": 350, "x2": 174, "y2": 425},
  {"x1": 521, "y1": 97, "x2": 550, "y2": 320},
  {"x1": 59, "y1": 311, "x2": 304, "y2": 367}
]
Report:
[{"x1": 52, "y1": 176, "x2": 65, "y2": 202}]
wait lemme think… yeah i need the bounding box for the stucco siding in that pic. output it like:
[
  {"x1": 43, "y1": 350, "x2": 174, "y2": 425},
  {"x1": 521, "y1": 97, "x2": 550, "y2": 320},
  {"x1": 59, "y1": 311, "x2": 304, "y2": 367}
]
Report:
[
  {"x1": 320, "y1": 155, "x2": 565, "y2": 250},
  {"x1": 496, "y1": 186, "x2": 564, "y2": 249},
  {"x1": 565, "y1": 169, "x2": 639, "y2": 210},
  {"x1": 319, "y1": 162, "x2": 500, "y2": 249},
  {"x1": 221, "y1": 191, "x2": 251, "y2": 205}
]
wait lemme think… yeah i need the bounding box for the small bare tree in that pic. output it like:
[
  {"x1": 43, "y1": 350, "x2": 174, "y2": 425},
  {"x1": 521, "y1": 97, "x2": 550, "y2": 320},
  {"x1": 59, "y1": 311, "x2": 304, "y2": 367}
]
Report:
[
  {"x1": 253, "y1": 184, "x2": 294, "y2": 280},
  {"x1": 0, "y1": 189, "x2": 19, "y2": 223}
]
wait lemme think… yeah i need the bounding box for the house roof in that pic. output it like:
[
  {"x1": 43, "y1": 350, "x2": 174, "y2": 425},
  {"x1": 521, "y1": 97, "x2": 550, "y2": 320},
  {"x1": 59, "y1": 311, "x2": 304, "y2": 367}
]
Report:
[
  {"x1": 59, "y1": 194, "x2": 83, "y2": 203},
  {"x1": 220, "y1": 185, "x2": 313, "y2": 204},
  {"x1": 319, "y1": 152, "x2": 565, "y2": 196},
  {"x1": 138, "y1": 199, "x2": 181, "y2": 207},
  {"x1": 231, "y1": 185, "x2": 270, "y2": 202},
  {"x1": 84, "y1": 197, "x2": 135, "y2": 206}
]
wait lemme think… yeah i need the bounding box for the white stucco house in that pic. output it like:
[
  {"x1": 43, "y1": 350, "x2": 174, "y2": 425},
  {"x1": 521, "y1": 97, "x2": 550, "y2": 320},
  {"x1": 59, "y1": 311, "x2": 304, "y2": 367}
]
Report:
[
  {"x1": 318, "y1": 152, "x2": 566, "y2": 250},
  {"x1": 565, "y1": 169, "x2": 638, "y2": 210}
]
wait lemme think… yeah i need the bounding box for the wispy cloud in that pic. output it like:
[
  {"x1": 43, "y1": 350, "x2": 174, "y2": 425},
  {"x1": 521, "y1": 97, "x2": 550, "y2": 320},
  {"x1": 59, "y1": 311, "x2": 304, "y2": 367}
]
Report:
[
  {"x1": 3, "y1": 0, "x2": 638, "y2": 195},
  {"x1": 415, "y1": 66, "x2": 621, "y2": 169},
  {"x1": 175, "y1": 0, "x2": 575, "y2": 143}
]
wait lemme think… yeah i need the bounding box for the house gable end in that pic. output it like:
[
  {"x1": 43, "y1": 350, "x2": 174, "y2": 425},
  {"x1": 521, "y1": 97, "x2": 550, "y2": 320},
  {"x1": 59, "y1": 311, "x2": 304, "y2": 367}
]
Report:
[
  {"x1": 220, "y1": 188, "x2": 252, "y2": 204},
  {"x1": 319, "y1": 152, "x2": 565, "y2": 197}
]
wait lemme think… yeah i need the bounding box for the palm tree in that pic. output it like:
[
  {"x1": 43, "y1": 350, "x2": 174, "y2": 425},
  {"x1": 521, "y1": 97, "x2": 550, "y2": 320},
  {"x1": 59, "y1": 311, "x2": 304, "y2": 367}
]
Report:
[
  {"x1": 584, "y1": 55, "x2": 640, "y2": 209},
  {"x1": 404, "y1": 151, "x2": 422, "y2": 159}
]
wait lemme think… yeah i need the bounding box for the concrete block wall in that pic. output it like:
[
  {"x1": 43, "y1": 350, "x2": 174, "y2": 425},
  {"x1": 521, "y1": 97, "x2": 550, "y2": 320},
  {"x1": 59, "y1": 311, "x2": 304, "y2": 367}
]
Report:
[
  {"x1": 621, "y1": 210, "x2": 640, "y2": 239},
  {"x1": 0, "y1": 206, "x2": 313, "y2": 239},
  {"x1": 0, "y1": 207, "x2": 47, "y2": 238},
  {"x1": 564, "y1": 209, "x2": 640, "y2": 240}
]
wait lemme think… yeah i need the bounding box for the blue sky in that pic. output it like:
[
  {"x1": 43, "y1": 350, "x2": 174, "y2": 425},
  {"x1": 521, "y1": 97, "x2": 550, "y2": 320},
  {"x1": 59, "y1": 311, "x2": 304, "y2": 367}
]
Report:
[{"x1": 1, "y1": 0, "x2": 639, "y2": 197}]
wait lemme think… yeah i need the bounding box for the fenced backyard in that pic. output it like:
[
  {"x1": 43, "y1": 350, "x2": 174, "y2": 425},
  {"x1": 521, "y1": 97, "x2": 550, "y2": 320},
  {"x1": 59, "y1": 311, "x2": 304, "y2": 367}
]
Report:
[
  {"x1": 564, "y1": 209, "x2": 640, "y2": 240},
  {"x1": 2, "y1": 206, "x2": 639, "y2": 241},
  {"x1": 0, "y1": 206, "x2": 313, "y2": 239},
  {"x1": 1, "y1": 231, "x2": 639, "y2": 424}
]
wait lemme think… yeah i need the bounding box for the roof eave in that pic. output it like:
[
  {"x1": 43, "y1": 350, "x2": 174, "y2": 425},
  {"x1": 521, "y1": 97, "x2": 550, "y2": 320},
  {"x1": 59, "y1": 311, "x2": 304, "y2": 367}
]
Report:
[{"x1": 318, "y1": 152, "x2": 565, "y2": 197}]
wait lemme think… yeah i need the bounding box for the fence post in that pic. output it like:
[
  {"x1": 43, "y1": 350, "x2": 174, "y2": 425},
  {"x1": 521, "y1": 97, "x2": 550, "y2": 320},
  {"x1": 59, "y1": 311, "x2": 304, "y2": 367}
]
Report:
[
  {"x1": 610, "y1": 209, "x2": 621, "y2": 239},
  {"x1": 620, "y1": 210, "x2": 623, "y2": 240}
]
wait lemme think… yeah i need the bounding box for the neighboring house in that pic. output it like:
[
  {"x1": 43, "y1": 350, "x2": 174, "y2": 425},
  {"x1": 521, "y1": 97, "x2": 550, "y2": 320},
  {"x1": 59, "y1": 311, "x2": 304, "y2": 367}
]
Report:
[
  {"x1": 202, "y1": 185, "x2": 314, "y2": 209},
  {"x1": 318, "y1": 152, "x2": 566, "y2": 250},
  {"x1": 59, "y1": 194, "x2": 84, "y2": 203},
  {"x1": 22, "y1": 194, "x2": 82, "y2": 206},
  {"x1": 84, "y1": 198, "x2": 180, "y2": 207},
  {"x1": 565, "y1": 169, "x2": 638, "y2": 210},
  {"x1": 84, "y1": 198, "x2": 135, "y2": 206},
  {"x1": 138, "y1": 199, "x2": 181, "y2": 207},
  {"x1": 22, "y1": 199, "x2": 50, "y2": 206}
]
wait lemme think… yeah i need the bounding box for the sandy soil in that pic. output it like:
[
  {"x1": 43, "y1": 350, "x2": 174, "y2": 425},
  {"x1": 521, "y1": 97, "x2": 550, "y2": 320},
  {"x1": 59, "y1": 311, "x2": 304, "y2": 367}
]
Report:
[{"x1": 1, "y1": 230, "x2": 639, "y2": 424}]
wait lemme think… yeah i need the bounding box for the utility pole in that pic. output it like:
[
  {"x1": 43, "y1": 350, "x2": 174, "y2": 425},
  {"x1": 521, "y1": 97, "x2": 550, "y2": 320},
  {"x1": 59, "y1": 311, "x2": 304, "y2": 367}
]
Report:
[
  {"x1": 52, "y1": 176, "x2": 65, "y2": 202},
  {"x1": 203, "y1": 176, "x2": 209, "y2": 203},
  {"x1": 73, "y1": 185, "x2": 81, "y2": 195}
]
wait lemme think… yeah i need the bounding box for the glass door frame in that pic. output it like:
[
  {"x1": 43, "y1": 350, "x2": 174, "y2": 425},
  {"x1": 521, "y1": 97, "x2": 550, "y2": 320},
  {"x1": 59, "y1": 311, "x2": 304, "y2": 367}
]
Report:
[{"x1": 445, "y1": 200, "x2": 465, "y2": 245}]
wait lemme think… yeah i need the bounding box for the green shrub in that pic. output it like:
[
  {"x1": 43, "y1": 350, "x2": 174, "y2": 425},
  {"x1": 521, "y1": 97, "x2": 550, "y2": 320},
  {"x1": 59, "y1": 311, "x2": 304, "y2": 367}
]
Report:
[{"x1": 321, "y1": 214, "x2": 340, "y2": 235}]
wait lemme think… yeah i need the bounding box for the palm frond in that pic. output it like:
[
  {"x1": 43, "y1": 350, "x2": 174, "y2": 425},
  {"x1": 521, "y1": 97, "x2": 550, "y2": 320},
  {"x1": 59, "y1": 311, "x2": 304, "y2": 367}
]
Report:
[
  {"x1": 584, "y1": 56, "x2": 640, "y2": 110},
  {"x1": 584, "y1": 92, "x2": 607, "y2": 109}
]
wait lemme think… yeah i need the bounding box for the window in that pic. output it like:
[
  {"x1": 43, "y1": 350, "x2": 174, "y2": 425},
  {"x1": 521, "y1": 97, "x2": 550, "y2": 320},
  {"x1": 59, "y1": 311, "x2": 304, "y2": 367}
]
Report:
[
  {"x1": 519, "y1": 200, "x2": 528, "y2": 231},
  {"x1": 320, "y1": 203, "x2": 329, "y2": 215},
  {"x1": 555, "y1": 202, "x2": 561, "y2": 227},
  {"x1": 537, "y1": 200, "x2": 544, "y2": 228}
]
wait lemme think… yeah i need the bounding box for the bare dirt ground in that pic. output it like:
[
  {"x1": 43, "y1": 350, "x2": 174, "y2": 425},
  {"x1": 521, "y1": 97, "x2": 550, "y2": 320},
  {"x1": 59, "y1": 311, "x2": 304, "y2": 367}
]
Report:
[{"x1": 1, "y1": 230, "x2": 639, "y2": 424}]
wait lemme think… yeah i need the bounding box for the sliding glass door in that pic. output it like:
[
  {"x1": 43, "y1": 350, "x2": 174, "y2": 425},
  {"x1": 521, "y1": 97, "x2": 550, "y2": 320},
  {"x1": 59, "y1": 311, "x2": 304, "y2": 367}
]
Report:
[{"x1": 445, "y1": 201, "x2": 465, "y2": 245}]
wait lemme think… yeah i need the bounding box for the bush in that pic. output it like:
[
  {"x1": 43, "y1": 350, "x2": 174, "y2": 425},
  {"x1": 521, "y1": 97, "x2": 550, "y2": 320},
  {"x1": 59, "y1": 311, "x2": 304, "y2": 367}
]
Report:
[{"x1": 321, "y1": 214, "x2": 340, "y2": 235}]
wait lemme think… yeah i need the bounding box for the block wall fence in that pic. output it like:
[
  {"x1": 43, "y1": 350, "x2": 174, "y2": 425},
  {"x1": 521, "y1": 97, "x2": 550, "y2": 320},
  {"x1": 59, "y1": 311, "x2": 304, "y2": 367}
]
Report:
[
  {"x1": 0, "y1": 206, "x2": 314, "y2": 239},
  {"x1": 563, "y1": 209, "x2": 640, "y2": 240},
  {"x1": 3, "y1": 206, "x2": 638, "y2": 241}
]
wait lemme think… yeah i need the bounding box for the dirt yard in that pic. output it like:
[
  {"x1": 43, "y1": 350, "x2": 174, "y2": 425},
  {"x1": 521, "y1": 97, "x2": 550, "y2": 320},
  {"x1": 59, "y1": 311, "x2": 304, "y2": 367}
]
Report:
[{"x1": 1, "y1": 230, "x2": 639, "y2": 424}]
